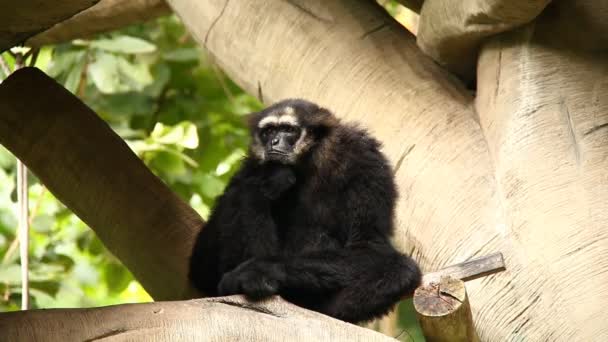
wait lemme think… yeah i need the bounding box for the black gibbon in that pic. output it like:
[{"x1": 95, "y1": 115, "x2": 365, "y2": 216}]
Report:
[{"x1": 189, "y1": 99, "x2": 421, "y2": 323}]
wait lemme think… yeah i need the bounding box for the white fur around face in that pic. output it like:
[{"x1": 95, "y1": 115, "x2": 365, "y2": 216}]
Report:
[
  {"x1": 293, "y1": 128, "x2": 308, "y2": 156},
  {"x1": 251, "y1": 135, "x2": 265, "y2": 160},
  {"x1": 258, "y1": 106, "x2": 299, "y2": 128},
  {"x1": 258, "y1": 116, "x2": 279, "y2": 128},
  {"x1": 278, "y1": 115, "x2": 298, "y2": 126}
]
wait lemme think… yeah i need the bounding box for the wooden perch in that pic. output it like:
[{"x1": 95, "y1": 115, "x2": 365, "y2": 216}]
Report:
[
  {"x1": 26, "y1": 0, "x2": 171, "y2": 47},
  {"x1": 422, "y1": 252, "x2": 505, "y2": 284},
  {"x1": 0, "y1": 296, "x2": 396, "y2": 341},
  {"x1": 0, "y1": 67, "x2": 202, "y2": 300}
]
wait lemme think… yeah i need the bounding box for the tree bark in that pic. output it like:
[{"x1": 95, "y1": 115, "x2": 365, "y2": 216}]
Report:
[
  {"x1": 474, "y1": 1, "x2": 608, "y2": 340},
  {"x1": 0, "y1": 0, "x2": 98, "y2": 52},
  {"x1": 0, "y1": 296, "x2": 396, "y2": 341},
  {"x1": 416, "y1": 0, "x2": 551, "y2": 80},
  {"x1": 414, "y1": 277, "x2": 479, "y2": 342},
  {"x1": 26, "y1": 0, "x2": 171, "y2": 47},
  {"x1": 0, "y1": 67, "x2": 201, "y2": 300}
]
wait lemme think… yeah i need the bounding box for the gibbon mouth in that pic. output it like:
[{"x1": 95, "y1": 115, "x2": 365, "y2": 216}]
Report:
[{"x1": 268, "y1": 150, "x2": 290, "y2": 156}]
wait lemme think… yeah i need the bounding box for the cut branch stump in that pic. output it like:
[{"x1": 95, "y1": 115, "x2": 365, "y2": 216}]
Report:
[{"x1": 414, "y1": 276, "x2": 479, "y2": 342}]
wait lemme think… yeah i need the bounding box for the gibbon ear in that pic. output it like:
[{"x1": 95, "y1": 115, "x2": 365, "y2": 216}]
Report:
[{"x1": 244, "y1": 111, "x2": 262, "y2": 132}]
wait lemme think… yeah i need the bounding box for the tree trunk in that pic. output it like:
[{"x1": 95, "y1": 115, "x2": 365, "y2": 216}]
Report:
[{"x1": 474, "y1": 1, "x2": 608, "y2": 340}]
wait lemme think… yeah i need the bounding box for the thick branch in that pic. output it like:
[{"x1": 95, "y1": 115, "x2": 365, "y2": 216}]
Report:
[
  {"x1": 0, "y1": 296, "x2": 395, "y2": 341},
  {"x1": 26, "y1": 0, "x2": 171, "y2": 47},
  {"x1": 0, "y1": 0, "x2": 98, "y2": 52},
  {"x1": 473, "y1": 1, "x2": 608, "y2": 340},
  {"x1": 0, "y1": 67, "x2": 201, "y2": 300},
  {"x1": 416, "y1": 0, "x2": 551, "y2": 80}
]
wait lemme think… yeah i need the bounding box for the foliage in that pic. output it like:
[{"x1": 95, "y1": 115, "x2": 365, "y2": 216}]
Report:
[{"x1": 0, "y1": 15, "x2": 262, "y2": 311}]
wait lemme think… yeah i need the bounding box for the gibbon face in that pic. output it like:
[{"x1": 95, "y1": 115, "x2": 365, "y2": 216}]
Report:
[{"x1": 248, "y1": 99, "x2": 335, "y2": 165}]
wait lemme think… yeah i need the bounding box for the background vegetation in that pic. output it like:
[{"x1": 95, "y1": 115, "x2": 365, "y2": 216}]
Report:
[{"x1": 0, "y1": 10, "x2": 423, "y2": 341}]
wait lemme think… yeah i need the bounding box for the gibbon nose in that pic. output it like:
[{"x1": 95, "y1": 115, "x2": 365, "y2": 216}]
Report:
[{"x1": 271, "y1": 137, "x2": 280, "y2": 146}]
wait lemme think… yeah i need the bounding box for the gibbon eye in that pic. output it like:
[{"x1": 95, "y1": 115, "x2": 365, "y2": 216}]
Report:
[
  {"x1": 284, "y1": 125, "x2": 299, "y2": 134},
  {"x1": 260, "y1": 127, "x2": 274, "y2": 140}
]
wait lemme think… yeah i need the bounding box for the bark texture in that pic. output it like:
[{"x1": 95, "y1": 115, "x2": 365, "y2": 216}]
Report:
[
  {"x1": 416, "y1": 0, "x2": 551, "y2": 80},
  {"x1": 0, "y1": 0, "x2": 98, "y2": 52},
  {"x1": 475, "y1": 1, "x2": 608, "y2": 340},
  {"x1": 414, "y1": 277, "x2": 479, "y2": 342},
  {"x1": 0, "y1": 296, "x2": 396, "y2": 341},
  {"x1": 0, "y1": 67, "x2": 201, "y2": 300},
  {"x1": 26, "y1": 0, "x2": 171, "y2": 47}
]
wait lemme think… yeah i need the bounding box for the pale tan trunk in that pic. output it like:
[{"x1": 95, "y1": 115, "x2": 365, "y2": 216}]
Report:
[{"x1": 474, "y1": 1, "x2": 608, "y2": 340}]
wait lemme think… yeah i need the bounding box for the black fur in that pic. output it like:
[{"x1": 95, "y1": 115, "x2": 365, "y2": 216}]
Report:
[{"x1": 189, "y1": 99, "x2": 421, "y2": 323}]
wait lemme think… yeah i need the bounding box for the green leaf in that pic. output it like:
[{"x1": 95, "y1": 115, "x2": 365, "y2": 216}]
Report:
[
  {"x1": 150, "y1": 151, "x2": 186, "y2": 175},
  {"x1": 198, "y1": 174, "x2": 225, "y2": 199},
  {"x1": 0, "y1": 264, "x2": 20, "y2": 284},
  {"x1": 0, "y1": 209, "x2": 17, "y2": 235},
  {"x1": 90, "y1": 36, "x2": 156, "y2": 54},
  {"x1": 179, "y1": 123, "x2": 199, "y2": 149},
  {"x1": 32, "y1": 214, "x2": 54, "y2": 233},
  {"x1": 83, "y1": 236, "x2": 105, "y2": 256},
  {"x1": 30, "y1": 264, "x2": 65, "y2": 281},
  {"x1": 116, "y1": 56, "x2": 153, "y2": 90},
  {"x1": 104, "y1": 262, "x2": 132, "y2": 294},
  {"x1": 73, "y1": 263, "x2": 99, "y2": 285},
  {"x1": 143, "y1": 63, "x2": 170, "y2": 97},
  {"x1": 150, "y1": 122, "x2": 181, "y2": 144},
  {"x1": 46, "y1": 50, "x2": 85, "y2": 78},
  {"x1": 88, "y1": 52, "x2": 121, "y2": 94},
  {"x1": 40, "y1": 253, "x2": 75, "y2": 272},
  {"x1": 215, "y1": 149, "x2": 245, "y2": 176},
  {"x1": 150, "y1": 122, "x2": 199, "y2": 149},
  {"x1": 163, "y1": 48, "x2": 200, "y2": 62},
  {"x1": 63, "y1": 57, "x2": 85, "y2": 93},
  {"x1": 189, "y1": 194, "x2": 211, "y2": 220},
  {"x1": 0, "y1": 145, "x2": 15, "y2": 169},
  {"x1": 30, "y1": 281, "x2": 61, "y2": 297},
  {"x1": 29, "y1": 287, "x2": 56, "y2": 303}
]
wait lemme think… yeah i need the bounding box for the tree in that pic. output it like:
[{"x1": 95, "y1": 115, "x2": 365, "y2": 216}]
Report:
[{"x1": 1, "y1": 0, "x2": 607, "y2": 340}]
